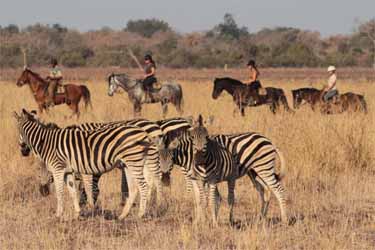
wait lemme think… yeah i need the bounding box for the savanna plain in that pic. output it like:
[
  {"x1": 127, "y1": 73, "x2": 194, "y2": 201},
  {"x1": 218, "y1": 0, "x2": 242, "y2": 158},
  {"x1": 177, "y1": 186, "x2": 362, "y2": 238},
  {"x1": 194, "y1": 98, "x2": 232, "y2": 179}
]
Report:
[{"x1": 0, "y1": 68, "x2": 374, "y2": 249}]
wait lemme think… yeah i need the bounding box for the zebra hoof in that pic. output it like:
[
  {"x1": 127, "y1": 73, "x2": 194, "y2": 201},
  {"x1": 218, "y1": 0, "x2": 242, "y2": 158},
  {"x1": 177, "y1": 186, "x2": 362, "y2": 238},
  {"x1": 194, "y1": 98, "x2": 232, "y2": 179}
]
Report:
[{"x1": 39, "y1": 184, "x2": 50, "y2": 197}]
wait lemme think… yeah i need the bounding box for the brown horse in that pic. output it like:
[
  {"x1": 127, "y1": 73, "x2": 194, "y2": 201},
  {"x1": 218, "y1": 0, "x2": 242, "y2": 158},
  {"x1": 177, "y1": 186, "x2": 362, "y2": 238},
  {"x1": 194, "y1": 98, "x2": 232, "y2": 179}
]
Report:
[
  {"x1": 305, "y1": 89, "x2": 367, "y2": 114},
  {"x1": 16, "y1": 68, "x2": 91, "y2": 117}
]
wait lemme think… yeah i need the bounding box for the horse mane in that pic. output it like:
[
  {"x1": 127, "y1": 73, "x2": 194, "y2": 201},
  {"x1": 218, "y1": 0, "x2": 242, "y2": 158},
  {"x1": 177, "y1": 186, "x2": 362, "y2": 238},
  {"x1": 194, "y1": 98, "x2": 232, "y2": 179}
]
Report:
[
  {"x1": 215, "y1": 77, "x2": 244, "y2": 87},
  {"x1": 26, "y1": 69, "x2": 48, "y2": 84}
]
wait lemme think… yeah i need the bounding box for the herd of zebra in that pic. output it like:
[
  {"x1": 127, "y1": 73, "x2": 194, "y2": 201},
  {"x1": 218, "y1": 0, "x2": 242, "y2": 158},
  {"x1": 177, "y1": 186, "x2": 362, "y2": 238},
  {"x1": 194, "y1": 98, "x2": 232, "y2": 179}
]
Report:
[{"x1": 15, "y1": 109, "x2": 288, "y2": 225}]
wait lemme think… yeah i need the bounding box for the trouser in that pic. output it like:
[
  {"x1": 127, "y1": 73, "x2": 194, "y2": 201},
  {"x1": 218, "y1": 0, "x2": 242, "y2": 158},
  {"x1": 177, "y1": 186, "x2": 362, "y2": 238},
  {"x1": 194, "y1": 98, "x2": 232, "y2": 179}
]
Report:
[
  {"x1": 143, "y1": 76, "x2": 157, "y2": 92},
  {"x1": 47, "y1": 80, "x2": 59, "y2": 104},
  {"x1": 324, "y1": 89, "x2": 338, "y2": 102}
]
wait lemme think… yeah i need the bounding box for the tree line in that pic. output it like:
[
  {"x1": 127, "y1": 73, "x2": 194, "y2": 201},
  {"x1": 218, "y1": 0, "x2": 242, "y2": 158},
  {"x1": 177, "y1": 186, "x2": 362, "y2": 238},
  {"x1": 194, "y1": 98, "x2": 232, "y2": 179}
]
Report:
[{"x1": 0, "y1": 14, "x2": 374, "y2": 68}]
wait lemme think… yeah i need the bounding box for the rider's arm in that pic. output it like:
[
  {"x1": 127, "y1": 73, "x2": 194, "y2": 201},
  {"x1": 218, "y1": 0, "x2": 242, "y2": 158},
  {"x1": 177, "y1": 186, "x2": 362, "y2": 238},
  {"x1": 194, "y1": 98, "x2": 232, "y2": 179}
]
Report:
[{"x1": 326, "y1": 75, "x2": 336, "y2": 91}]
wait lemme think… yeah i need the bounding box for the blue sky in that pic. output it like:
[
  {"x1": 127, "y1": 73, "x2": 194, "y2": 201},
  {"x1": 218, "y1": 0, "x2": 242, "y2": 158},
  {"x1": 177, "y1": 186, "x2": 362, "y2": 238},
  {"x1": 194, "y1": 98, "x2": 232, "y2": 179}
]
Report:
[{"x1": 1, "y1": 0, "x2": 374, "y2": 36}]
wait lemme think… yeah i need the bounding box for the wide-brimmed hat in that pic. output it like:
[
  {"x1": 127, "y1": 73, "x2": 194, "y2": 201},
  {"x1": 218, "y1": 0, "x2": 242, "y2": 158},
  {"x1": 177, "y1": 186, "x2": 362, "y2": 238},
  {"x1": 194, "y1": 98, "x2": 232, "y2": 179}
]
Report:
[{"x1": 327, "y1": 66, "x2": 336, "y2": 72}]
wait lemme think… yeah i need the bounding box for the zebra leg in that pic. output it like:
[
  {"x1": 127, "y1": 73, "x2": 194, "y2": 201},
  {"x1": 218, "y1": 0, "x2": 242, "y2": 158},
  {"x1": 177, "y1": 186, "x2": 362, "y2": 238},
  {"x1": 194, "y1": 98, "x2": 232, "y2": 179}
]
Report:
[
  {"x1": 255, "y1": 171, "x2": 288, "y2": 223},
  {"x1": 247, "y1": 172, "x2": 271, "y2": 220},
  {"x1": 192, "y1": 180, "x2": 205, "y2": 223},
  {"x1": 81, "y1": 174, "x2": 95, "y2": 208},
  {"x1": 227, "y1": 180, "x2": 236, "y2": 224},
  {"x1": 120, "y1": 167, "x2": 129, "y2": 206},
  {"x1": 144, "y1": 147, "x2": 163, "y2": 208},
  {"x1": 208, "y1": 183, "x2": 220, "y2": 226},
  {"x1": 52, "y1": 168, "x2": 65, "y2": 218},
  {"x1": 184, "y1": 174, "x2": 193, "y2": 195},
  {"x1": 118, "y1": 169, "x2": 139, "y2": 220},
  {"x1": 65, "y1": 173, "x2": 81, "y2": 218}
]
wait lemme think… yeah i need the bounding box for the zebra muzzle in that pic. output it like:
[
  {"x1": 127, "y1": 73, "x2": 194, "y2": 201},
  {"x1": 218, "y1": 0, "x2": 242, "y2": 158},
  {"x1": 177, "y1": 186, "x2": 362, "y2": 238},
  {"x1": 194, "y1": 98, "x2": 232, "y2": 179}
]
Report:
[{"x1": 39, "y1": 184, "x2": 50, "y2": 197}]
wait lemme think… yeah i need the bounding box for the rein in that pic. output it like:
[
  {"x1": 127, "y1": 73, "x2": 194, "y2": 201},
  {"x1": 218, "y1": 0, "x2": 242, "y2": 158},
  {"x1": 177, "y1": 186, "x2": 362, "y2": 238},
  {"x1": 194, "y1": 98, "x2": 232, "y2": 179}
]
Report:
[{"x1": 113, "y1": 75, "x2": 139, "y2": 91}]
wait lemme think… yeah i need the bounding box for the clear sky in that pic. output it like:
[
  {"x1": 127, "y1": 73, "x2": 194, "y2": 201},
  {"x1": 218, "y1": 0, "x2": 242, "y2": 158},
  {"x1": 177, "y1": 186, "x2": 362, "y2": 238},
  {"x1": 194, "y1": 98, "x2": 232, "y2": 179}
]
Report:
[{"x1": 1, "y1": 0, "x2": 374, "y2": 36}]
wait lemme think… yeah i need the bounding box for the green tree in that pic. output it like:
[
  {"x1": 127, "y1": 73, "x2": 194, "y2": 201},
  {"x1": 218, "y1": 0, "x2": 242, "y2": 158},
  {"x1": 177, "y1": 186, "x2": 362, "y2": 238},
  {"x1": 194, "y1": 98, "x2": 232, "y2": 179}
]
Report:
[
  {"x1": 125, "y1": 19, "x2": 171, "y2": 38},
  {"x1": 210, "y1": 13, "x2": 249, "y2": 40}
]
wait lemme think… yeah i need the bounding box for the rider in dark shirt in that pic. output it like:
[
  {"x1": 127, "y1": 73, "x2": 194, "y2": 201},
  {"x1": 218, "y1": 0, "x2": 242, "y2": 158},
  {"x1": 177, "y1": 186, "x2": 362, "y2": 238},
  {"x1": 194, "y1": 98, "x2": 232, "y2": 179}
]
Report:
[{"x1": 143, "y1": 54, "x2": 157, "y2": 93}]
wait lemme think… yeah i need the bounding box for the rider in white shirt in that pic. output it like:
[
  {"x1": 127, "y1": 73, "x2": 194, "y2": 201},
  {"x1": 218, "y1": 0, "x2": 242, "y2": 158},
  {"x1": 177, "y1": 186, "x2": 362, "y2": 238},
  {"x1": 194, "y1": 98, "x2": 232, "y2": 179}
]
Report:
[{"x1": 323, "y1": 66, "x2": 338, "y2": 102}]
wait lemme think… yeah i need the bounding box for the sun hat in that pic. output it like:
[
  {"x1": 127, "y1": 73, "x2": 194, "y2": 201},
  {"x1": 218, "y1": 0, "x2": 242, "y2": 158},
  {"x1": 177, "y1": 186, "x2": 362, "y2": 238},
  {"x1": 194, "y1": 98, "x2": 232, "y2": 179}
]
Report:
[{"x1": 327, "y1": 66, "x2": 336, "y2": 72}]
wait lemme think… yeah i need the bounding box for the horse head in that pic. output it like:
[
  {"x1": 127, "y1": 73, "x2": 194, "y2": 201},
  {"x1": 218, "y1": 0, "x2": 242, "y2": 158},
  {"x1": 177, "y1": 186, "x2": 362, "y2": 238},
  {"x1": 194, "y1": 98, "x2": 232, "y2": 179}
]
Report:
[
  {"x1": 16, "y1": 68, "x2": 31, "y2": 87},
  {"x1": 292, "y1": 90, "x2": 302, "y2": 109},
  {"x1": 212, "y1": 78, "x2": 225, "y2": 99},
  {"x1": 107, "y1": 73, "x2": 117, "y2": 96}
]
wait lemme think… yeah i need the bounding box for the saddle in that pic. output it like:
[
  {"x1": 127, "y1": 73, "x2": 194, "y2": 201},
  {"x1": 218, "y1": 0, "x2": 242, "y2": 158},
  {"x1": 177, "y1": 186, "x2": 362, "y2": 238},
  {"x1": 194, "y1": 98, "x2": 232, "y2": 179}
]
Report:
[
  {"x1": 44, "y1": 82, "x2": 66, "y2": 97},
  {"x1": 153, "y1": 82, "x2": 162, "y2": 90}
]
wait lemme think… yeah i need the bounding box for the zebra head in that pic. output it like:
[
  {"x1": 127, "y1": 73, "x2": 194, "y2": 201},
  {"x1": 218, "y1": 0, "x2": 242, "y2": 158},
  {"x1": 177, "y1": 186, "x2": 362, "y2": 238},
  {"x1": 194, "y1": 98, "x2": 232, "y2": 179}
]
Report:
[
  {"x1": 189, "y1": 115, "x2": 210, "y2": 169},
  {"x1": 13, "y1": 109, "x2": 37, "y2": 157},
  {"x1": 157, "y1": 138, "x2": 175, "y2": 174}
]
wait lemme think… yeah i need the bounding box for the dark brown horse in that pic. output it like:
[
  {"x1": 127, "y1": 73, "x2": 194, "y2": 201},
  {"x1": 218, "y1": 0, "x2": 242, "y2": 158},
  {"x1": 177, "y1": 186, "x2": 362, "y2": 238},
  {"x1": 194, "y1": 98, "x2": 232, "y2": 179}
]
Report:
[
  {"x1": 16, "y1": 68, "x2": 91, "y2": 117},
  {"x1": 291, "y1": 87, "x2": 367, "y2": 114},
  {"x1": 212, "y1": 77, "x2": 290, "y2": 116}
]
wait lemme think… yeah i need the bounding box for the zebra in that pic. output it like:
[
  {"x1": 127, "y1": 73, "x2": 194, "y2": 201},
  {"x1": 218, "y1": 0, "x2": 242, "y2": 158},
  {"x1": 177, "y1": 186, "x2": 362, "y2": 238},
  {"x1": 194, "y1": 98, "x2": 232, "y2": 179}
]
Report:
[
  {"x1": 36, "y1": 117, "x2": 193, "y2": 208},
  {"x1": 159, "y1": 115, "x2": 288, "y2": 225},
  {"x1": 15, "y1": 109, "x2": 156, "y2": 219}
]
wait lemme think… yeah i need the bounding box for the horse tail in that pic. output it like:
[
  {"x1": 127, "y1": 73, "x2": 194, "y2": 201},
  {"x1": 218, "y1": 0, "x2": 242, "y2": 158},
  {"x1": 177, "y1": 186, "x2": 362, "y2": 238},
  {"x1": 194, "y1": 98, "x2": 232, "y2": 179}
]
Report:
[
  {"x1": 359, "y1": 95, "x2": 367, "y2": 114},
  {"x1": 173, "y1": 84, "x2": 184, "y2": 114},
  {"x1": 280, "y1": 90, "x2": 292, "y2": 112},
  {"x1": 80, "y1": 85, "x2": 92, "y2": 110}
]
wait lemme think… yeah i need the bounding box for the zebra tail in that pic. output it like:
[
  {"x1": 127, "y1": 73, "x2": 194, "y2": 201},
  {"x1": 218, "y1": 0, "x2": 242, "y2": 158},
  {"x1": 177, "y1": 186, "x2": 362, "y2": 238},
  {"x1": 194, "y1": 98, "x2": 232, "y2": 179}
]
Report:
[{"x1": 275, "y1": 147, "x2": 286, "y2": 181}]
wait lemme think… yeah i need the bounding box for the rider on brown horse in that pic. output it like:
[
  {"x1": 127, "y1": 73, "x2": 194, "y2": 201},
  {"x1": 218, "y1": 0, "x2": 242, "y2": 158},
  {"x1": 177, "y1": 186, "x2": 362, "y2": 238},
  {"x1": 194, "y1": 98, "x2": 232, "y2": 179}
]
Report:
[
  {"x1": 323, "y1": 66, "x2": 338, "y2": 102},
  {"x1": 46, "y1": 58, "x2": 63, "y2": 107}
]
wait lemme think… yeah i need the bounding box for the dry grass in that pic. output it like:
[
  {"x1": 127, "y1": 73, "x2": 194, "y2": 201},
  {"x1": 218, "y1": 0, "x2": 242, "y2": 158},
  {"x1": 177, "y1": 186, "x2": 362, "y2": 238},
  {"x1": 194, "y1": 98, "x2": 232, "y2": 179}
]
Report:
[{"x1": 0, "y1": 69, "x2": 375, "y2": 249}]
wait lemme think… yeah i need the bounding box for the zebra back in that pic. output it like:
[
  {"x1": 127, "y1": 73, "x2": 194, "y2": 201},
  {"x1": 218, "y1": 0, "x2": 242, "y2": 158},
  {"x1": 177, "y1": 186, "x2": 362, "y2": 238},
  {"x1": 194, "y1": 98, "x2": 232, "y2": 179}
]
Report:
[{"x1": 15, "y1": 110, "x2": 151, "y2": 175}]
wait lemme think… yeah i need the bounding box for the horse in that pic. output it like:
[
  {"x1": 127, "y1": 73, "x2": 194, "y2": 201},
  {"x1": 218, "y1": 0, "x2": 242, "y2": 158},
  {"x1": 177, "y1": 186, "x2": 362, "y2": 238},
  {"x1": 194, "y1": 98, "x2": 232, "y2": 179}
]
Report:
[
  {"x1": 291, "y1": 87, "x2": 367, "y2": 114},
  {"x1": 212, "y1": 77, "x2": 290, "y2": 116},
  {"x1": 107, "y1": 73, "x2": 184, "y2": 117},
  {"x1": 291, "y1": 87, "x2": 321, "y2": 109},
  {"x1": 16, "y1": 68, "x2": 91, "y2": 117}
]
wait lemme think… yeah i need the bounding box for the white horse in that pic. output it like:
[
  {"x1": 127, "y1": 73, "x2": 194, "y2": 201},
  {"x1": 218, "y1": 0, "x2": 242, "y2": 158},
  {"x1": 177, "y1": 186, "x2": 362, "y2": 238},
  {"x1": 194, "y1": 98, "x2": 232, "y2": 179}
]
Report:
[{"x1": 108, "y1": 73, "x2": 184, "y2": 117}]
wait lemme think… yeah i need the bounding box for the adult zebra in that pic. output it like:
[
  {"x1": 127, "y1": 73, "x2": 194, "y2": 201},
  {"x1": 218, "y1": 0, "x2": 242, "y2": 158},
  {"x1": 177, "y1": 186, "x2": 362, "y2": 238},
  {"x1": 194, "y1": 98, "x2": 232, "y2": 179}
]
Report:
[
  {"x1": 159, "y1": 115, "x2": 288, "y2": 225},
  {"x1": 37, "y1": 117, "x2": 193, "y2": 208},
  {"x1": 15, "y1": 109, "x2": 157, "y2": 219}
]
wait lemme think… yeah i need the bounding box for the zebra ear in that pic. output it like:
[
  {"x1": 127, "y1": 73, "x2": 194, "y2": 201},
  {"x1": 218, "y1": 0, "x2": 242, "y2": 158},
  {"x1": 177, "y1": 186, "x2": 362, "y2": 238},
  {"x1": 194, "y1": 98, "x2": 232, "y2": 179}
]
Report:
[
  {"x1": 197, "y1": 114, "x2": 203, "y2": 127},
  {"x1": 13, "y1": 111, "x2": 21, "y2": 121},
  {"x1": 206, "y1": 115, "x2": 214, "y2": 125},
  {"x1": 184, "y1": 116, "x2": 194, "y2": 126}
]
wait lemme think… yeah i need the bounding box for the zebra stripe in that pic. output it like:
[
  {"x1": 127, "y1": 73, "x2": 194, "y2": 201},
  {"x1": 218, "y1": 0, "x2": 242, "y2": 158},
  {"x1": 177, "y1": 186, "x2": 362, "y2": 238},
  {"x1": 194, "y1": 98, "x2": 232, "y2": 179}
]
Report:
[
  {"x1": 192, "y1": 129, "x2": 288, "y2": 224},
  {"x1": 159, "y1": 116, "x2": 288, "y2": 224},
  {"x1": 15, "y1": 109, "x2": 154, "y2": 219}
]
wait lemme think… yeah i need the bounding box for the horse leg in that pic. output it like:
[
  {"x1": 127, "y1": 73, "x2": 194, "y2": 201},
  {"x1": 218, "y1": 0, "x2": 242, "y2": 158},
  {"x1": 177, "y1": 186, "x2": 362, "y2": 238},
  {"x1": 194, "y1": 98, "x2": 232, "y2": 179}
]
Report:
[
  {"x1": 68, "y1": 102, "x2": 80, "y2": 119},
  {"x1": 270, "y1": 102, "x2": 276, "y2": 114},
  {"x1": 133, "y1": 102, "x2": 141, "y2": 117},
  {"x1": 161, "y1": 101, "x2": 168, "y2": 118}
]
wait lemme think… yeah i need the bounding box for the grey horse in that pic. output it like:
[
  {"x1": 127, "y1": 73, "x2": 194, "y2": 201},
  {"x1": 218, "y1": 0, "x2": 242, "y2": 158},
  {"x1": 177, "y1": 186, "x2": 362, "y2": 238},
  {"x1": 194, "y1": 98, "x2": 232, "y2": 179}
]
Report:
[{"x1": 108, "y1": 73, "x2": 184, "y2": 117}]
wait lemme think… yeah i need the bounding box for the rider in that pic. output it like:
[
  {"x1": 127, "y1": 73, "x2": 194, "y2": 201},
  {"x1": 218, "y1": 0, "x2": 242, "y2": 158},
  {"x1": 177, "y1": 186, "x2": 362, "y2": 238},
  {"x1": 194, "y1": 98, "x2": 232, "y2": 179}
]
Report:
[
  {"x1": 46, "y1": 58, "x2": 63, "y2": 107},
  {"x1": 323, "y1": 66, "x2": 338, "y2": 102},
  {"x1": 143, "y1": 54, "x2": 157, "y2": 97},
  {"x1": 246, "y1": 59, "x2": 265, "y2": 95}
]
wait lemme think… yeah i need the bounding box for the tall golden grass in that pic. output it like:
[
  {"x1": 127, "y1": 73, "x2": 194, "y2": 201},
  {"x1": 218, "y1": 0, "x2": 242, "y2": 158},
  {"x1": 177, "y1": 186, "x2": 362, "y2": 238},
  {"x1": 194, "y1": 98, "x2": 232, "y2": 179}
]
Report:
[{"x1": 0, "y1": 69, "x2": 374, "y2": 249}]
